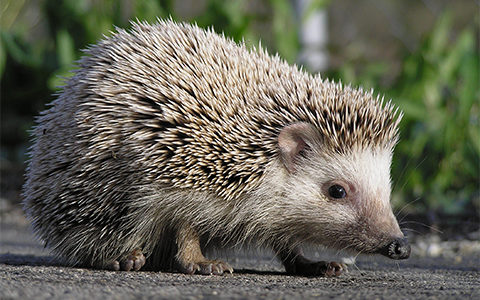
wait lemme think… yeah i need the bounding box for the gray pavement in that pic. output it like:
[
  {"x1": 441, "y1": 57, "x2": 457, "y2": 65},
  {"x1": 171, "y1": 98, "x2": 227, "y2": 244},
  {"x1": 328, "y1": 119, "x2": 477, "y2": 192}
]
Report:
[{"x1": 1, "y1": 205, "x2": 479, "y2": 300}]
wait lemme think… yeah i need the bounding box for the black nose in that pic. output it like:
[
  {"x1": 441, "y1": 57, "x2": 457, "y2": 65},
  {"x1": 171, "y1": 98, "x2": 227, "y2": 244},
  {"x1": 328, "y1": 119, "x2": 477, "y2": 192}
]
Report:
[{"x1": 379, "y1": 237, "x2": 411, "y2": 260}]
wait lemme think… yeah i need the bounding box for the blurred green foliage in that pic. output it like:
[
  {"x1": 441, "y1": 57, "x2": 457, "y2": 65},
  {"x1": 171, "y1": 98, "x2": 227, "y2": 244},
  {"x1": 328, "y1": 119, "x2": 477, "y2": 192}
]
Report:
[
  {"x1": 1, "y1": 0, "x2": 478, "y2": 214},
  {"x1": 333, "y1": 13, "x2": 479, "y2": 214},
  {"x1": 393, "y1": 14, "x2": 479, "y2": 214}
]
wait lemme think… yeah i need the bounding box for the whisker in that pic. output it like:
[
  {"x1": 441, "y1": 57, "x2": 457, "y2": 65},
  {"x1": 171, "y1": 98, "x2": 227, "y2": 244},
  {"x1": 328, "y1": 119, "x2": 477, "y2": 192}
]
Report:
[
  {"x1": 399, "y1": 221, "x2": 443, "y2": 234},
  {"x1": 396, "y1": 197, "x2": 421, "y2": 222},
  {"x1": 392, "y1": 156, "x2": 414, "y2": 192},
  {"x1": 335, "y1": 244, "x2": 352, "y2": 257},
  {"x1": 352, "y1": 251, "x2": 366, "y2": 275},
  {"x1": 354, "y1": 251, "x2": 363, "y2": 260},
  {"x1": 401, "y1": 228, "x2": 422, "y2": 235},
  {"x1": 395, "y1": 155, "x2": 428, "y2": 194},
  {"x1": 350, "y1": 261, "x2": 361, "y2": 273}
]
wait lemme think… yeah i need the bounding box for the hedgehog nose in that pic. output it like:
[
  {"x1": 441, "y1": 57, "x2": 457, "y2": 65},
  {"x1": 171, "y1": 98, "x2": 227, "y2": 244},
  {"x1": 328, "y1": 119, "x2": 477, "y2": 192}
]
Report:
[{"x1": 380, "y1": 237, "x2": 411, "y2": 260}]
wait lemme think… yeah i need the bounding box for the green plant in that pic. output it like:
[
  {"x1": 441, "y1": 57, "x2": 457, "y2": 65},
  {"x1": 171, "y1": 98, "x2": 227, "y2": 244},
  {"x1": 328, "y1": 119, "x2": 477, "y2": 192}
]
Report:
[{"x1": 391, "y1": 13, "x2": 479, "y2": 214}]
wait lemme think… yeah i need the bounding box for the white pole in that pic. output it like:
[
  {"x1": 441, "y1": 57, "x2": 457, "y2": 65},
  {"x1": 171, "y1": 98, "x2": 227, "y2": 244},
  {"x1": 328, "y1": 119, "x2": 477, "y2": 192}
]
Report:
[{"x1": 294, "y1": 0, "x2": 329, "y2": 73}]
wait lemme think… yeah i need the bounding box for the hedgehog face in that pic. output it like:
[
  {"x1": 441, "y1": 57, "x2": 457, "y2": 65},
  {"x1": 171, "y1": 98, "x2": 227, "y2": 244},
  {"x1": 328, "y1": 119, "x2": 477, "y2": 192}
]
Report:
[{"x1": 277, "y1": 122, "x2": 404, "y2": 255}]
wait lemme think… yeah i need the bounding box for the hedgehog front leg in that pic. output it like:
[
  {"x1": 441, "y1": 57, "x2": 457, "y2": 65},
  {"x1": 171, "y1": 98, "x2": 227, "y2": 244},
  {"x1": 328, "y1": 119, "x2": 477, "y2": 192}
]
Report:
[
  {"x1": 278, "y1": 247, "x2": 344, "y2": 277},
  {"x1": 175, "y1": 224, "x2": 233, "y2": 275}
]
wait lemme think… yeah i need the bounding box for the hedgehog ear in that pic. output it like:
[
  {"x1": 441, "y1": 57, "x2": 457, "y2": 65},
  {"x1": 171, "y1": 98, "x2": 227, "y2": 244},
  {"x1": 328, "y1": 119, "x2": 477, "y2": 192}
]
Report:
[{"x1": 278, "y1": 122, "x2": 320, "y2": 173}]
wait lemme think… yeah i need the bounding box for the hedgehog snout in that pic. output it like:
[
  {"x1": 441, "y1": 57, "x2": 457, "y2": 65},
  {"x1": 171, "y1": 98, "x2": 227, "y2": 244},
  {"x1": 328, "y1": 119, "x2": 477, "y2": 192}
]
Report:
[{"x1": 378, "y1": 237, "x2": 411, "y2": 260}]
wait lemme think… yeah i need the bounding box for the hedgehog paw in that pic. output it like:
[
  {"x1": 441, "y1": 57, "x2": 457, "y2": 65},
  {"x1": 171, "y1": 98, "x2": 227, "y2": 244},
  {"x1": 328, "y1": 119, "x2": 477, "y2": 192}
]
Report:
[
  {"x1": 323, "y1": 261, "x2": 345, "y2": 277},
  {"x1": 108, "y1": 249, "x2": 146, "y2": 271},
  {"x1": 179, "y1": 260, "x2": 233, "y2": 275},
  {"x1": 285, "y1": 259, "x2": 344, "y2": 277}
]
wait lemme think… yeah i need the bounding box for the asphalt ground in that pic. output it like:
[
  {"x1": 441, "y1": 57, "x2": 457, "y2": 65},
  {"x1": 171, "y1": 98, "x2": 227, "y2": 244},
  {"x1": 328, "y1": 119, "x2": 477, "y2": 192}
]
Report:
[{"x1": 1, "y1": 205, "x2": 479, "y2": 300}]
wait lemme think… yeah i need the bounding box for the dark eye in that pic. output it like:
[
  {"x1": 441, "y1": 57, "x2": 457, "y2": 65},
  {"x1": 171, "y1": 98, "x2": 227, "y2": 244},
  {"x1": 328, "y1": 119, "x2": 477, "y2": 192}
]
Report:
[{"x1": 328, "y1": 184, "x2": 347, "y2": 199}]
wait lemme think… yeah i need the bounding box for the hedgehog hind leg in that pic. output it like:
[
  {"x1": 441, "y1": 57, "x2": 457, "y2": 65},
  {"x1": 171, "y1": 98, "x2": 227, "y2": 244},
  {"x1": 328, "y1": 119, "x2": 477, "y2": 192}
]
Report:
[{"x1": 174, "y1": 224, "x2": 233, "y2": 275}]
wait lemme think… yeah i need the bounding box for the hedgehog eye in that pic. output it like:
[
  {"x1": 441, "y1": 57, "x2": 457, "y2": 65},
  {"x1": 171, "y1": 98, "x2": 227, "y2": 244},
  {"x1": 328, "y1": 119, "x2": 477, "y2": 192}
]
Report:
[{"x1": 328, "y1": 184, "x2": 347, "y2": 199}]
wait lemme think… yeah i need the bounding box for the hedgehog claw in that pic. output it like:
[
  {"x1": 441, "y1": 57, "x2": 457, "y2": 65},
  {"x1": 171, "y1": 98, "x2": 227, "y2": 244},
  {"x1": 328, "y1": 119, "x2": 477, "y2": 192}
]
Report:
[
  {"x1": 180, "y1": 260, "x2": 233, "y2": 275},
  {"x1": 107, "y1": 260, "x2": 121, "y2": 271},
  {"x1": 283, "y1": 257, "x2": 344, "y2": 277},
  {"x1": 112, "y1": 249, "x2": 145, "y2": 271},
  {"x1": 324, "y1": 261, "x2": 344, "y2": 277}
]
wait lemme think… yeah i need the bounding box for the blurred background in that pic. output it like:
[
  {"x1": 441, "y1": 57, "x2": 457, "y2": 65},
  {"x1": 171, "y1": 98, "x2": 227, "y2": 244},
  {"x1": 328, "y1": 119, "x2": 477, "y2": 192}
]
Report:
[{"x1": 1, "y1": 0, "x2": 478, "y2": 231}]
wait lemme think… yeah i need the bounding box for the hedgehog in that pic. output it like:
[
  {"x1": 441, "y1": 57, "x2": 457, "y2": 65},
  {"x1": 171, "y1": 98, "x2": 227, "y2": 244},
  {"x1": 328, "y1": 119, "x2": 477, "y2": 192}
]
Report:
[{"x1": 23, "y1": 19, "x2": 410, "y2": 276}]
